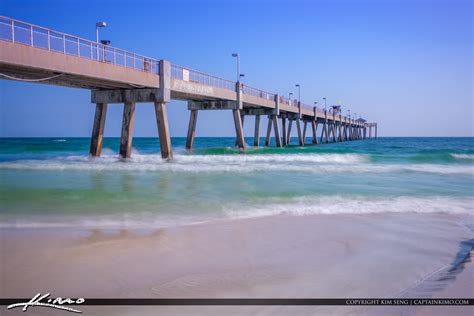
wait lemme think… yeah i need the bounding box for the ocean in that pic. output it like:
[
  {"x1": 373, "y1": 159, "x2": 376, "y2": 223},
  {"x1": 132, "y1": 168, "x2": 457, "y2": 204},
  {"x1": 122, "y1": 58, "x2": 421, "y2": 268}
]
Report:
[{"x1": 0, "y1": 137, "x2": 473, "y2": 229}]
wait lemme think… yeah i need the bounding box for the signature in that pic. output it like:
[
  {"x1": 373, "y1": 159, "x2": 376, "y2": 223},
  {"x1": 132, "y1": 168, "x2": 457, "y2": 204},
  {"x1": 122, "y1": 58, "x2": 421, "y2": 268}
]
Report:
[{"x1": 7, "y1": 293, "x2": 85, "y2": 313}]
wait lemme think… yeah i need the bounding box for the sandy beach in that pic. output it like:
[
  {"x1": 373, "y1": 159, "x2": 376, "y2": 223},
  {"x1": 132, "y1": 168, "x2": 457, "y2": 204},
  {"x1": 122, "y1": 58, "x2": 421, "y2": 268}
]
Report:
[{"x1": 1, "y1": 212, "x2": 472, "y2": 315}]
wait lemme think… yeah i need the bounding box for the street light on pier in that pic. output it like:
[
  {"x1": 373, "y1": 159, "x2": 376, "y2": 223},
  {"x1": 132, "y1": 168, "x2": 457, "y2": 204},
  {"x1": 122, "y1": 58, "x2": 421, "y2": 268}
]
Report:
[
  {"x1": 231, "y1": 53, "x2": 240, "y2": 82},
  {"x1": 322, "y1": 97, "x2": 327, "y2": 111},
  {"x1": 95, "y1": 21, "x2": 107, "y2": 43},
  {"x1": 295, "y1": 84, "x2": 300, "y2": 103}
]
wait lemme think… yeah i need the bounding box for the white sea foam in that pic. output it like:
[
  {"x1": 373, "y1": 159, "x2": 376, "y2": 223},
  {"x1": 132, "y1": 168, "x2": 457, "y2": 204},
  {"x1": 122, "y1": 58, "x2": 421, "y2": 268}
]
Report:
[
  {"x1": 0, "y1": 152, "x2": 473, "y2": 175},
  {"x1": 224, "y1": 196, "x2": 474, "y2": 220},
  {"x1": 451, "y1": 153, "x2": 474, "y2": 160},
  {"x1": 0, "y1": 196, "x2": 471, "y2": 229}
]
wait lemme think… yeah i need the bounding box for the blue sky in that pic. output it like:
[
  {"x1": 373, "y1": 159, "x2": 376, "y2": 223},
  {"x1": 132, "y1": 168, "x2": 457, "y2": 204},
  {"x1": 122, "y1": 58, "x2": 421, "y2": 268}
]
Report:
[{"x1": 0, "y1": 0, "x2": 472, "y2": 137}]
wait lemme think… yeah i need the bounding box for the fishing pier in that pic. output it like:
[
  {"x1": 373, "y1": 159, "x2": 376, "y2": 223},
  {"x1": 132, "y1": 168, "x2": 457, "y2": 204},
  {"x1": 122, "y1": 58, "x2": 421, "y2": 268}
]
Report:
[{"x1": 0, "y1": 16, "x2": 377, "y2": 160}]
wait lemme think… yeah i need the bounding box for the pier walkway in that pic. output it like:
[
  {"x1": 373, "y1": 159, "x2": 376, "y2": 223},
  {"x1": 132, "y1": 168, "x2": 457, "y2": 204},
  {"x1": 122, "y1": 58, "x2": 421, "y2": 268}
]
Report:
[{"x1": 0, "y1": 16, "x2": 377, "y2": 160}]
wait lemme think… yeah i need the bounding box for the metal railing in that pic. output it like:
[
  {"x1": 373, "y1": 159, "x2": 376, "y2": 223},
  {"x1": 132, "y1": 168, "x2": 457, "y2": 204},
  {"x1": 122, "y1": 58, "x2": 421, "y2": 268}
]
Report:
[
  {"x1": 242, "y1": 85, "x2": 275, "y2": 101},
  {"x1": 171, "y1": 63, "x2": 235, "y2": 91},
  {"x1": 0, "y1": 16, "x2": 159, "y2": 74},
  {"x1": 0, "y1": 15, "x2": 360, "y2": 123}
]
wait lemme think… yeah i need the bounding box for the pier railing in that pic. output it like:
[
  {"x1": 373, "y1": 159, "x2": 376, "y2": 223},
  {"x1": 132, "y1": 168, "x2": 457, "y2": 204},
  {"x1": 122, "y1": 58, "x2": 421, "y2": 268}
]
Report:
[
  {"x1": 242, "y1": 85, "x2": 275, "y2": 101},
  {"x1": 0, "y1": 15, "x2": 357, "y2": 123},
  {"x1": 301, "y1": 102, "x2": 313, "y2": 112},
  {"x1": 170, "y1": 64, "x2": 235, "y2": 91},
  {"x1": 0, "y1": 16, "x2": 159, "y2": 74}
]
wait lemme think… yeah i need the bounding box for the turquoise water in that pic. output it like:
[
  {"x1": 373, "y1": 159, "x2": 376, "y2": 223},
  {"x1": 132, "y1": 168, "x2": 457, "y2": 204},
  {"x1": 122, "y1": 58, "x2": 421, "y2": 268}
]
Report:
[{"x1": 0, "y1": 137, "x2": 473, "y2": 228}]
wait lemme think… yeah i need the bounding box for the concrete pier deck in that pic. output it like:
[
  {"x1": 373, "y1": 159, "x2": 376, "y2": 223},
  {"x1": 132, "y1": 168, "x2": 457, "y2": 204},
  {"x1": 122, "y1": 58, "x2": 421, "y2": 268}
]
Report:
[{"x1": 0, "y1": 16, "x2": 377, "y2": 160}]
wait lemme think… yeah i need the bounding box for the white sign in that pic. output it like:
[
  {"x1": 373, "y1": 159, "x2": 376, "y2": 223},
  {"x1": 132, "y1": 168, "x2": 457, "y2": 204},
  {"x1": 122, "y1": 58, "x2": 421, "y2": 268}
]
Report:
[{"x1": 182, "y1": 69, "x2": 190, "y2": 82}]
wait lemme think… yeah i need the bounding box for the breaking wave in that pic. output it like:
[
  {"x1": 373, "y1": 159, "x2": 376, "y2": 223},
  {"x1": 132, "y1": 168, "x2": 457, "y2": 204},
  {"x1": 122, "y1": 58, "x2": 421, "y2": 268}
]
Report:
[
  {"x1": 451, "y1": 153, "x2": 474, "y2": 160},
  {"x1": 1, "y1": 196, "x2": 472, "y2": 229},
  {"x1": 0, "y1": 153, "x2": 472, "y2": 175},
  {"x1": 224, "y1": 196, "x2": 474, "y2": 219}
]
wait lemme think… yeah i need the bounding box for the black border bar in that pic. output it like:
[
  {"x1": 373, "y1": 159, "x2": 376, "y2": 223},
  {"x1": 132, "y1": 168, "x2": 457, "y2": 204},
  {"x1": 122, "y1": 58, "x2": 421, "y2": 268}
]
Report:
[{"x1": 1, "y1": 298, "x2": 473, "y2": 306}]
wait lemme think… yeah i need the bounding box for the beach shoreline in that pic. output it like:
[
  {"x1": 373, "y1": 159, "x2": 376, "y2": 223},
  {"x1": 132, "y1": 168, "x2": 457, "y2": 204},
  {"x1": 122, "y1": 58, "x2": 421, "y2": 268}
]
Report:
[{"x1": 1, "y1": 212, "x2": 472, "y2": 315}]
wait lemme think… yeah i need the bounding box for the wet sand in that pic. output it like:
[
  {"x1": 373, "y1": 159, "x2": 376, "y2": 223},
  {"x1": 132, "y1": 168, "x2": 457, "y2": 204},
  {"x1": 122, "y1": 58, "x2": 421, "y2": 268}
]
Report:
[{"x1": 1, "y1": 213, "x2": 473, "y2": 315}]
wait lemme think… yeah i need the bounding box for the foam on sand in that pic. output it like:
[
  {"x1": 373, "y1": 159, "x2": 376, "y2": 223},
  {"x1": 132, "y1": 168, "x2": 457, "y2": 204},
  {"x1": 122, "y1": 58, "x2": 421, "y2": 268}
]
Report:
[{"x1": 1, "y1": 195, "x2": 471, "y2": 229}]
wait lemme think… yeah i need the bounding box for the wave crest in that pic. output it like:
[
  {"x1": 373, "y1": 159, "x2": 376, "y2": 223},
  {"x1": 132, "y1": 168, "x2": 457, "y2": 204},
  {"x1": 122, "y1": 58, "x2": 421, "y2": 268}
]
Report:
[
  {"x1": 225, "y1": 196, "x2": 474, "y2": 219},
  {"x1": 0, "y1": 153, "x2": 472, "y2": 175},
  {"x1": 451, "y1": 153, "x2": 474, "y2": 160},
  {"x1": 0, "y1": 196, "x2": 471, "y2": 229}
]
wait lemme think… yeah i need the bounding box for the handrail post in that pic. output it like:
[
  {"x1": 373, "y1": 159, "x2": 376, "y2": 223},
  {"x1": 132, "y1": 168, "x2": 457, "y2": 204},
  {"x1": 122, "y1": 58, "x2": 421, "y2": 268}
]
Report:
[
  {"x1": 47, "y1": 30, "x2": 50, "y2": 50},
  {"x1": 11, "y1": 19, "x2": 14, "y2": 43},
  {"x1": 30, "y1": 25, "x2": 33, "y2": 46},
  {"x1": 77, "y1": 38, "x2": 80, "y2": 56},
  {"x1": 63, "y1": 34, "x2": 66, "y2": 54}
]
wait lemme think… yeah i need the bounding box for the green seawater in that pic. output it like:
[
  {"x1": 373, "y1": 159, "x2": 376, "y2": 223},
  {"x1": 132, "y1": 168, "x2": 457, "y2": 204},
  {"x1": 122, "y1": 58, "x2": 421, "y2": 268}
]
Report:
[{"x1": 0, "y1": 137, "x2": 473, "y2": 228}]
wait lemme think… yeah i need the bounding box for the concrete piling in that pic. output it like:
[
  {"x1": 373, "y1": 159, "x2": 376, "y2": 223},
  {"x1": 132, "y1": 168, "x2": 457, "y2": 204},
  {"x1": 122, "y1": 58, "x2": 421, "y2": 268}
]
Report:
[
  {"x1": 89, "y1": 103, "x2": 107, "y2": 157},
  {"x1": 119, "y1": 101, "x2": 136, "y2": 159}
]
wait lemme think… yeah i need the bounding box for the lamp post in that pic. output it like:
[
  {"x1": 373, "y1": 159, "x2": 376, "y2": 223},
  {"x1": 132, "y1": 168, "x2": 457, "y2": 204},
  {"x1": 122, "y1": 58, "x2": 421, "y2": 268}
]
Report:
[
  {"x1": 295, "y1": 84, "x2": 300, "y2": 103},
  {"x1": 314, "y1": 101, "x2": 318, "y2": 109},
  {"x1": 95, "y1": 22, "x2": 107, "y2": 61},
  {"x1": 289, "y1": 92, "x2": 293, "y2": 105},
  {"x1": 96, "y1": 21, "x2": 107, "y2": 43},
  {"x1": 231, "y1": 53, "x2": 240, "y2": 82},
  {"x1": 322, "y1": 97, "x2": 327, "y2": 111}
]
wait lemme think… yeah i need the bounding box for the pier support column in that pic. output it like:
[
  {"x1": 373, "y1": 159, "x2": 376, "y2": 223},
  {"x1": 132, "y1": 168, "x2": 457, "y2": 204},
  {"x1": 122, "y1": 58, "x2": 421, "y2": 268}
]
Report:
[
  {"x1": 328, "y1": 123, "x2": 333, "y2": 143},
  {"x1": 185, "y1": 109, "x2": 198, "y2": 151},
  {"x1": 254, "y1": 114, "x2": 260, "y2": 147},
  {"x1": 287, "y1": 120, "x2": 293, "y2": 145},
  {"x1": 235, "y1": 114, "x2": 245, "y2": 146},
  {"x1": 311, "y1": 121, "x2": 318, "y2": 144},
  {"x1": 296, "y1": 120, "x2": 304, "y2": 146},
  {"x1": 233, "y1": 109, "x2": 246, "y2": 150},
  {"x1": 272, "y1": 115, "x2": 282, "y2": 147},
  {"x1": 265, "y1": 116, "x2": 272, "y2": 146},
  {"x1": 90, "y1": 103, "x2": 107, "y2": 157},
  {"x1": 155, "y1": 102, "x2": 173, "y2": 160},
  {"x1": 281, "y1": 118, "x2": 287, "y2": 146},
  {"x1": 375, "y1": 124, "x2": 378, "y2": 139},
  {"x1": 302, "y1": 121, "x2": 308, "y2": 145},
  {"x1": 119, "y1": 102, "x2": 136, "y2": 159},
  {"x1": 338, "y1": 118, "x2": 343, "y2": 142},
  {"x1": 320, "y1": 122, "x2": 325, "y2": 143},
  {"x1": 324, "y1": 111, "x2": 330, "y2": 143}
]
